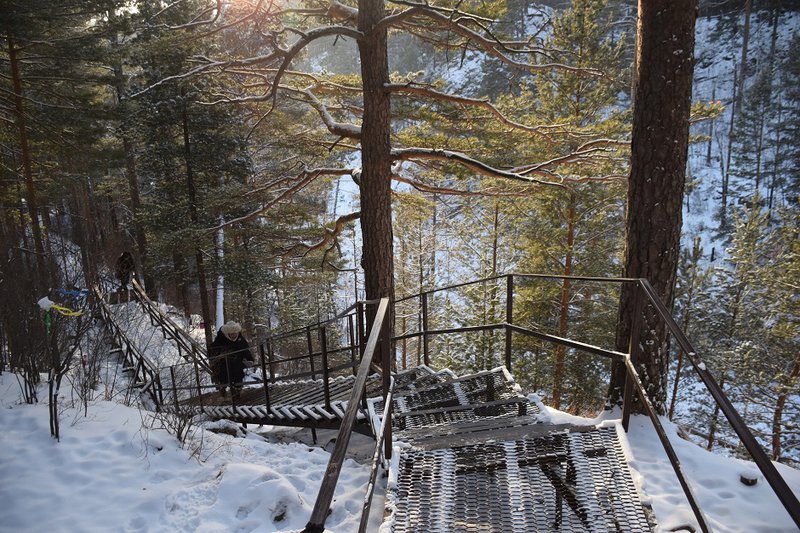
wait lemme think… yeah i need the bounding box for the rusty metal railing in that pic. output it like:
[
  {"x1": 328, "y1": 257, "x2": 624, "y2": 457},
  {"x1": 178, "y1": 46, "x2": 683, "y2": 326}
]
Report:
[
  {"x1": 93, "y1": 286, "x2": 164, "y2": 408},
  {"x1": 634, "y1": 278, "x2": 800, "y2": 529},
  {"x1": 129, "y1": 279, "x2": 212, "y2": 375},
  {"x1": 393, "y1": 273, "x2": 800, "y2": 531}
]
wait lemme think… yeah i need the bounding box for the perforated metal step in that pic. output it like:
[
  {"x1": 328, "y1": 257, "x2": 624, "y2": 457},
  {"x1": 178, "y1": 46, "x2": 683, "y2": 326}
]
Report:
[
  {"x1": 371, "y1": 367, "x2": 539, "y2": 438},
  {"x1": 387, "y1": 425, "x2": 652, "y2": 533}
]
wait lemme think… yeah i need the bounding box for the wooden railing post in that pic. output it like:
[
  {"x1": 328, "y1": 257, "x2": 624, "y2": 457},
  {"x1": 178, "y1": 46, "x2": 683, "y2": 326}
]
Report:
[
  {"x1": 155, "y1": 374, "x2": 164, "y2": 411},
  {"x1": 192, "y1": 358, "x2": 204, "y2": 413},
  {"x1": 356, "y1": 302, "x2": 366, "y2": 357},
  {"x1": 304, "y1": 298, "x2": 389, "y2": 533},
  {"x1": 348, "y1": 314, "x2": 357, "y2": 376},
  {"x1": 170, "y1": 367, "x2": 179, "y2": 412},
  {"x1": 622, "y1": 282, "x2": 644, "y2": 432},
  {"x1": 505, "y1": 274, "x2": 514, "y2": 371},
  {"x1": 421, "y1": 292, "x2": 430, "y2": 367},
  {"x1": 306, "y1": 327, "x2": 316, "y2": 380},
  {"x1": 266, "y1": 338, "x2": 275, "y2": 381}
]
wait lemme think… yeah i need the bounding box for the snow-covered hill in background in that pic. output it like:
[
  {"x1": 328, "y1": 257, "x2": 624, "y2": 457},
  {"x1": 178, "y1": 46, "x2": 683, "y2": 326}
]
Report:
[{"x1": 685, "y1": 10, "x2": 800, "y2": 255}]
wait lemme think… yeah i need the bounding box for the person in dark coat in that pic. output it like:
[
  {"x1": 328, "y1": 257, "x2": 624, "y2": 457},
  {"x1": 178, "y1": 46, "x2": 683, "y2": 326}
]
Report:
[
  {"x1": 209, "y1": 321, "x2": 254, "y2": 398},
  {"x1": 115, "y1": 251, "x2": 135, "y2": 291}
]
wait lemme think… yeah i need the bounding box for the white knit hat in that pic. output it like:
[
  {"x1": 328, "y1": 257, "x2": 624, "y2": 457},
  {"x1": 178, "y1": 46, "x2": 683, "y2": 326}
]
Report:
[{"x1": 221, "y1": 321, "x2": 242, "y2": 335}]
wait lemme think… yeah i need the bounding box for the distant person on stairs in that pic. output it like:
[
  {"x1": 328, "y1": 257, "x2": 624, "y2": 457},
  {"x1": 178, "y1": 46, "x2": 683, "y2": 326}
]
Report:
[
  {"x1": 209, "y1": 321, "x2": 254, "y2": 399},
  {"x1": 115, "y1": 251, "x2": 135, "y2": 291}
]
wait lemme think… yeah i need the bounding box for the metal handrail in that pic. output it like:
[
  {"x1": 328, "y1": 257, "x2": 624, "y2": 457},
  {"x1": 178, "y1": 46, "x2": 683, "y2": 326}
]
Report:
[
  {"x1": 93, "y1": 286, "x2": 163, "y2": 407},
  {"x1": 303, "y1": 297, "x2": 391, "y2": 533},
  {"x1": 257, "y1": 299, "x2": 374, "y2": 402},
  {"x1": 358, "y1": 375, "x2": 395, "y2": 533},
  {"x1": 622, "y1": 353, "x2": 711, "y2": 531},
  {"x1": 129, "y1": 279, "x2": 212, "y2": 374},
  {"x1": 392, "y1": 273, "x2": 800, "y2": 530},
  {"x1": 636, "y1": 279, "x2": 800, "y2": 528},
  {"x1": 265, "y1": 303, "x2": 359, "y2": 341},
  {"x1": 394, "y1": 272, "x2": 638, "y2": 304}
]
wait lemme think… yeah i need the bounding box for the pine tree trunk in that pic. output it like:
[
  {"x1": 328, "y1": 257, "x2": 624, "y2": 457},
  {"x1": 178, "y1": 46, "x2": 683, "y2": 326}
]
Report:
[
  {"x1": 609, "y1": 0, "x2": 697, "y2": 413},
  {"x1": 77, "y1": 183, "x2": 98, "y2": 287},
  {"x1": 123, "y1": 134, "x2": 153, "y2": 292},
  {"x1": 357, "y1": 0, "x2": 395, "y2": 346},
  {"x1": 181, "y1": 96, "x2": 214, "y2": 347},
  {"x1": 8, "y1": 37, "x2": 48, "y2": 291},
  {"x1": 707, "y1": 373, "x2": 726, "y2": 450},
  {"x1": 772, "y1": 357, "x2": 800, "y2": 460},
  {"x1": 735, "y1": 0, "x2": 752, "y2": 113},
  {"x1": 173, "y1": 251, "x2": 191, "y2": 318},
  {"x1": 722, "y1": 66, "x2": 738, "y2": 228}
]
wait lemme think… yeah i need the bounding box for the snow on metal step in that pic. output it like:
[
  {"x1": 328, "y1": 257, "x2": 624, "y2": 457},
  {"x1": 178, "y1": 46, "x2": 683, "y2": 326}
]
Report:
[{"x1": 386, "y1": 424, "x2": 652, "y2": 533}]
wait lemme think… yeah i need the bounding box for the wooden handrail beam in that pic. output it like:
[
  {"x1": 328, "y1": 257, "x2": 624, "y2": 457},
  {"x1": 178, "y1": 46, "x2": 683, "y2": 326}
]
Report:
[{"x1": 303, "y1": 298, "x2": 390, "y2": 533}]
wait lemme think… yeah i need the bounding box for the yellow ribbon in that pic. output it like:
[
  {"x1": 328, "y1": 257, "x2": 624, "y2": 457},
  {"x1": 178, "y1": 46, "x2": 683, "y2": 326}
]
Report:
[{"x1": 50, "y1": 304, "x2": 84, "y2": 317}]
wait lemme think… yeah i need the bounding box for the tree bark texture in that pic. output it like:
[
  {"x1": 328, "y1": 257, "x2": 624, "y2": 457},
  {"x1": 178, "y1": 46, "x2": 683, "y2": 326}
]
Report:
[
  {"x1": 8, "y1": 37, "x2": 48, "y2": 291},
  {"x1": 357, "y1": 0, "x2": 395, "y2": 340},
  {"x1": 182, "y1": 97, "x2": 214, "y2": 347},
  {"x1": 609, "y1": 0, "x2": 697, "y2": 413},
  {"x1": 772, "y1": 356, "x2": 800, "y2": 460}
]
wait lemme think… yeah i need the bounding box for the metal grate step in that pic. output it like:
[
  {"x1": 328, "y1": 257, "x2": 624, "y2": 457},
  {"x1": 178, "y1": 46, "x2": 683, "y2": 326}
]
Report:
[
  {"x1": 388, "y1": 425, "x2": 652, "y2": 533},
  {"x1": 371, "y1": 367, "x2": 540, "y2": 437}
]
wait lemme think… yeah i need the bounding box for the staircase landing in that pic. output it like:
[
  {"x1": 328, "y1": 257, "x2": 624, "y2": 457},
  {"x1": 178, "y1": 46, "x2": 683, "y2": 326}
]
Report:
[{"x1": 371, "y1": 367, "x2": 654, "y2": 532}]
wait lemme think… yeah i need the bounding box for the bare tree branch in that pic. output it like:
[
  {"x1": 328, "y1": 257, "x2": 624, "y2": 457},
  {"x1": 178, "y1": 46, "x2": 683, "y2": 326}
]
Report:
[
  {"x1": 130, "y1": 25, "x2": 362, "y2": 99},
  {"x1": 284, "y1": 211, "x2": 361, "y2": 257},
  {"x1": 511, "y1": 138, "x2": 627, "y2": 175},
  {"x1": 282, "y1": 85, "x2": 361, "y2": 139},
  {"x1": 392, "y1": 172, "x2": 530, "y2": 197},
  {"x1": 208, "y1": 166, "x2": 353, "y2": 231},
  {"x1": 375, "y1": 5, "x2": 603, "y2": 76},
  {"x1": 386, "y1": 82, "x2": 568, "y2": 140},
  {"x1": 150, "y1": 0, "x2": 222, "y2": 29},
  {"x1": 391, "y1": 147, "x2": 566, "y2": 187}
]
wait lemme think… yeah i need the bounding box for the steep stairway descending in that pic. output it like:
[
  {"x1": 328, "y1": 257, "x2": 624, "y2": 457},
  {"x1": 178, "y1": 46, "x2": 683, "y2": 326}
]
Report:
[
  {"x1": 179, "y1": 373, "x2": 386, "y2": 428},
  {"x1": 128, "y1": 280, "x2": 212, "y2": 374},
  {"x1": 370, "y1": 367, "x2": 654, "y2": 533}
]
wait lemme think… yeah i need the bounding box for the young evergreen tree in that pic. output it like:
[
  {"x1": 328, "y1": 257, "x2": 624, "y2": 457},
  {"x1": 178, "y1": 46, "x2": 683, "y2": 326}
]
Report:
[
  {"x1": 668, "y1": 235, "x2": 713, "y2": 421},
  {"x1": 778, "y1": 32, "x2": 800, "y2": 205},
  {"x1": 503, "y1": 0, "x2": 628, "y2": 411},
  {"x1": 762, "y1": 208, "x2": 800, "y2": 461}
]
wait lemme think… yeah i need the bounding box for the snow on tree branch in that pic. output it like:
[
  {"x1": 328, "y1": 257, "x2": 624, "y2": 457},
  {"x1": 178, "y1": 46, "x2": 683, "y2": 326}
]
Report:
[{"x1": 391, "y1": 147, "x2": 567, "y2": 187}]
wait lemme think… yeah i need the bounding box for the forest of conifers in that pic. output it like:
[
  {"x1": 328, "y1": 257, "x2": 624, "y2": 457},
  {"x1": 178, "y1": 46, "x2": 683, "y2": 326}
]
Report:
[{"x1": 1, "y1": 0, "x2": 798, "y2": 465}]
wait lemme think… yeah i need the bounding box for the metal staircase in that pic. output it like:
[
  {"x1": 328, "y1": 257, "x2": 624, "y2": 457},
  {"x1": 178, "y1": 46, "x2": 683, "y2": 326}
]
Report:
[
  {"x1": 91, "y1": 275, "x2": 800, "y2": 533},
  {"x1": 370, "y1": 366, "x2": 652, "y2": 533}
]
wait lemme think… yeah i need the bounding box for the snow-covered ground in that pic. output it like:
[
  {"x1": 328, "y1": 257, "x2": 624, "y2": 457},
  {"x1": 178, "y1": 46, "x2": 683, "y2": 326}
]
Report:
[
  {"x1": 542, "y1": 406, "x2": 800, "y2": 533},
  {"x1": 0, "y1": 370, "x2": 382, "y2": 533},
  {"x1": 2, "y1": 363, "x2": 799, "y2": 532}
]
